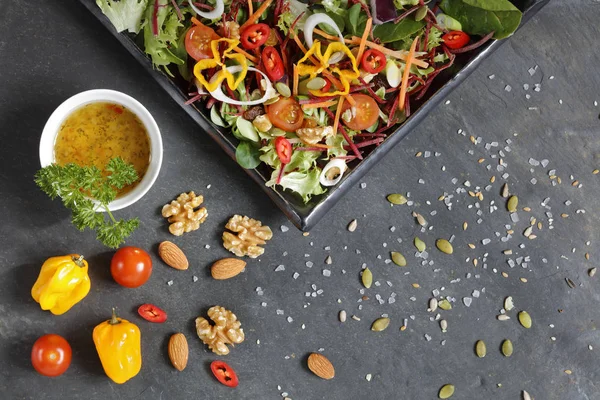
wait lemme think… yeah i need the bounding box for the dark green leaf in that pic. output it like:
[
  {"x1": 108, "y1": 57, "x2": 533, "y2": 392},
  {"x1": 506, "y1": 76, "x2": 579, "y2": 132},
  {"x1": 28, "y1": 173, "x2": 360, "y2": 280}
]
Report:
[
  {"x1": 314, "y1": 10, "x2": 345, "y2": 36},
  {"x1": 346, "y1": 4, "x2": 368, "y2": 36},
  {"x1": 372, "y1": 19, "x2": 426, "y2": 43},
  {"x1": 236, "y1": 141, "x2": 262, "y2": 169},
  {"x1": 439, "y1": 0, "x2": 522, "y2": 39}
]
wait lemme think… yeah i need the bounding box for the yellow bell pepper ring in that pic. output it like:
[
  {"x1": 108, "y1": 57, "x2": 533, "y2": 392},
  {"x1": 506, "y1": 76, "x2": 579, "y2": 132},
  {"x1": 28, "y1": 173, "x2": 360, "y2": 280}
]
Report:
[
  {"x1": 93, "y1": 308, "x2": 142, "y2": 384},
  {"x1": 31, "y1": 254, "x2": 91, "y2": 315},
  {"x1": 193, "y1": 38, "x2": 248, "y2": 92}
]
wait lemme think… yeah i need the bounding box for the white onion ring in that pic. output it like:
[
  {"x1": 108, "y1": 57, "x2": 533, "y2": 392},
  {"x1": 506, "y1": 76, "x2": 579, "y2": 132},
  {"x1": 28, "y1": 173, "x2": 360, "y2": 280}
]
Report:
[
  {"x1": 190, "y1": 0, "x2": 224, "y2": 20},
  {"x1": 319, "y1": 158, "x2": 347, "y2": 187},
  {"x1": 303, "y1": 14, "x2": 345, "y2": 64},
  {"x1": 208, "y1": 66, "x2": 275, "y2": 106}
]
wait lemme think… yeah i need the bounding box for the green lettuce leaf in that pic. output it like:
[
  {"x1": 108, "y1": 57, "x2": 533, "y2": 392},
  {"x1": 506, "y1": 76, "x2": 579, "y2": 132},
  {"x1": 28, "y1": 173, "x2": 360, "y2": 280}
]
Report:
[
  {"x1": 143, "y1": 0, "x2": 187, "y2": 75},
  {"x1": 427, "y1": 26, "x2": 444, "y2": 51},
  {"x1": 266, "y1": 168, "x2": 326, "y2": 203},
  {"x1": 393, "y1": 0, "x2": 419, "y2": 9},
  {"x1": 439, "y1": 0, "x2": 522, "y2": 39},
  {"x1": 96, "y1": 0, "x2": 148, "y2": 34},
  {"x1": 277, "y1": 0, "x2": 309, "y2": 35},
  {"x1": 372, "y1": 19, "x2": 425, "y2": 44}
]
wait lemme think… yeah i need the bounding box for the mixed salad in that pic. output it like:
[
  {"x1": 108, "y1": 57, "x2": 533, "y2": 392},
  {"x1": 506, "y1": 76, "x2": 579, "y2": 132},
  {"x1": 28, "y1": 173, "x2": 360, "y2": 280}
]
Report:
[{"x1": 97, "y1": 0, "x2": 523, "y2": 202}]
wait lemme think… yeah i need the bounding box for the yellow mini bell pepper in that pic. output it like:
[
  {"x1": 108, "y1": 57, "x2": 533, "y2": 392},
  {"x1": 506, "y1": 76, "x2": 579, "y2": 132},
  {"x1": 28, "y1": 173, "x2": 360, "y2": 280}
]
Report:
[
  {"x1": 296, "y1": 40, "x2": 360, "y2": 97},
  {"x1": 193, "y1": 38, "x2": 248, "y2": 92},
  {"x1": 31, "y1": 254, "x2": 91, "y2": 315},
  {"x1": 93, "y1": 308, "x2": 141, "y2": 384}
]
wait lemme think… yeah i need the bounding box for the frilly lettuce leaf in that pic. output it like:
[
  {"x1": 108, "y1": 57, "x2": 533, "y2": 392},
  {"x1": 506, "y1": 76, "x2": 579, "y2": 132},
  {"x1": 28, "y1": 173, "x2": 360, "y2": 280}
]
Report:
[{"x1": 96, "y1": 0, "x2": 148, "y2": 34}]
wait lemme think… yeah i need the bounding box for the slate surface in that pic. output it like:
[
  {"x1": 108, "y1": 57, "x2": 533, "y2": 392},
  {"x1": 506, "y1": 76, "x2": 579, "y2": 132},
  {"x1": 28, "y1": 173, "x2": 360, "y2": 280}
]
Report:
[{"x1": 1, "y1": 1, "x2": 599, "y2": 399}]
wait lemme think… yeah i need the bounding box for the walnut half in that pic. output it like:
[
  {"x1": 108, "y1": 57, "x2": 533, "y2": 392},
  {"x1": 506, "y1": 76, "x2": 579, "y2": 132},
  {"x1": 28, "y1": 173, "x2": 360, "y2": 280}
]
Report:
[
  {"x1": 222, "y1": 215, "x2": 273, "y2": 258},
  {"x1": 161, "y1": 191, "x2": 208, "y2": 236},
  {"x1": 195, "y1": 306, "x2": 244, "y2": 355}
]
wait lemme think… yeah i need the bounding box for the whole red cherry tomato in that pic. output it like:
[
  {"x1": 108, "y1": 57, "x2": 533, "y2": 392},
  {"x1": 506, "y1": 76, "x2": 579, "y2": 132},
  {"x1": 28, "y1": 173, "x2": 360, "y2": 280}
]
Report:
[
  {"x1": 137, "y1": 304, "x2": 167, "y2": 323},
  {"x1": 275, "y1": 136, "x2": 292, "y2": 164},
  {"x1": 110, "y1": 246, "x2": 152, "y2": 288},
  {"x1": 361, "y1": 49, "x2": 386, "y2": 74},
  {"x1": 210, "y1": 360, "x2": 239, "y2": 388},
  {"x1": 31, "y1": 334, "x2": 72, "y2": 377},
  {"x1": 261, "y1": 46, "x2": 285, "y2": 81},
  {"x1": 442, "y1": 31, "x2": 471, "y2": 49},
  {"x1": 240, "y1": 23, "x2": 270, "y2": 50}
]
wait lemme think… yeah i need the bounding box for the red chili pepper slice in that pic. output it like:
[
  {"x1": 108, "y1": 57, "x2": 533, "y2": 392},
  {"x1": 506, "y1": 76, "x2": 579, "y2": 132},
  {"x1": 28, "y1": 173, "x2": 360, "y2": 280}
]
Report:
[
  {"x1": 261, "y1": 46, "x2": 285, "y2": 81},
  {"x1": 137, "y1": 304, "x2": 167, "y2": 323},
  {"x1": 275, "y1": 136, "x2": 292, "y2": 164},
  {"x1": 210, "y1": 360, "x2": 239, "y2": 388},
  {"x1": 240, "y1": 23, "x2": 271, "y2": 50},
  {"x1": 442, "y1": 31, "x2": 471, "y2": 50},
  {"x1": 361, "y1": 49, "x2": 386, "y2": 74}
]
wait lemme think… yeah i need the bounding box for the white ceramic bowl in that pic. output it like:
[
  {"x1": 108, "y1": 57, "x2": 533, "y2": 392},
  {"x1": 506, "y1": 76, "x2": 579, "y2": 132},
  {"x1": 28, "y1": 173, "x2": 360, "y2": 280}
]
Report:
[{"x1": 39, "y1": 89, "x2": 163, "y2": 211}]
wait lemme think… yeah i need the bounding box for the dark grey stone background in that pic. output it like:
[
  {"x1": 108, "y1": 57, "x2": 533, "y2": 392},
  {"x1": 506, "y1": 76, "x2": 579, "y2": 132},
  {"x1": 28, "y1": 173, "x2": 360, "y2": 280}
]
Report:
[{"x1": 1, "y1": 1, "x2": 599, "y2": 399}]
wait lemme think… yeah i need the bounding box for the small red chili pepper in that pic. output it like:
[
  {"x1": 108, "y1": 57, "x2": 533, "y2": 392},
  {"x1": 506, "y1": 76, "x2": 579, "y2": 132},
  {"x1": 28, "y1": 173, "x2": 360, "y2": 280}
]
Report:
[
  {"x1": 240, "y1": 23, "x2": 271, "y2": 50},
  {"x1": 275, "y1": 136, "x2": 292, "y2": 164},
  {"x1": 210, "y1": 360, "x2": 239, "y2": 388},
  {"x1": 137, "y1": 304, "x2": 167, "y2": 323},
  {"x1": 442, "y1": 31, "x2": 471, "y2": 50},
  {"x1": 360, "y1": 49, "x2": 386, "y2": 74},
  {"x1": 261, "y1": 46, "x2": 285, "y2": 81}
]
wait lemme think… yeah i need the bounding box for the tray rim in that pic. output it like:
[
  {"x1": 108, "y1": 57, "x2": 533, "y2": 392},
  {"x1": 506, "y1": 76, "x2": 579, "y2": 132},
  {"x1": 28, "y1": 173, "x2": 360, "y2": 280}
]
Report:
[{"x1": 78, "y1": 0, "x2": 549, "y2": 230}]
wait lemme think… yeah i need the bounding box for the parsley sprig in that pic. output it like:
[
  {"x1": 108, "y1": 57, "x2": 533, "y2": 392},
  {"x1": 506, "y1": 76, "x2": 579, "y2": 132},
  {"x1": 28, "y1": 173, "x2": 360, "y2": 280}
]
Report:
[{"x1": 35, "y1": 158, "x2": 140, "y2": 248}]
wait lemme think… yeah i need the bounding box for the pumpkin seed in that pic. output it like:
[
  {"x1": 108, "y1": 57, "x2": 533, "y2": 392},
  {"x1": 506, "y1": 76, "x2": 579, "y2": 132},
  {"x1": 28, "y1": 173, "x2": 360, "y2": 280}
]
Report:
[
  {"x1": 306, "y1": 77, "x2": 327, "y2": 91},
  {"x1": 504, "y1": 296, "x2": 514, "y2": 311},
  {"x1": 428, "y1": 298, "x2": 438, "y2": 312},
  {"x1": 518, "y1": 311, "x2": 532, "y2": 328},
  {"x1": 436, "y1": 239, "x2": 453, "y2": 254},
  {"x1": 362, "y1": 268, "x2": 373, "y2": 288},
  {"x1": 414, "y1": 237, "x2": 426, "y2": 252},
  {"x1": 439, "y1": 384, "x2": 455, "y2": 399},
  {"x1": 589, "y1": 267, "x2": 597, "y2": 277},
  {"x1": 275, "y1": 82, "x2": 291, "y2": 98},
  {"x1": 264, "y1": 95, "x2": 280, "y2": 105},
  {"x1": 507, "y1": 195, "x2": 519, "y2": 212},
  {"x1": 475, "y1": 340, "x2": 487, "y2": 358},
  {"x1": 501, "y1": 339, "x2": 513, "y2": 357},
  {"x1": 348, "y1": 219, "x2": 358, "y2": 232},
  {"x1": 371, "y1": 317, "x2": 390, "y2": 331},
  {"x1": 414, "y1": 5, "x2": 428, "y2": 21},
  {"x1": 438, "y1": 299, "x2": 452, "y2": 310},
  {"x1": 391, "y1": 252, "x2": 407, "y2": 267},
  {"x1": 387, "y1": 193, "x2": 407, "y2": 205}
]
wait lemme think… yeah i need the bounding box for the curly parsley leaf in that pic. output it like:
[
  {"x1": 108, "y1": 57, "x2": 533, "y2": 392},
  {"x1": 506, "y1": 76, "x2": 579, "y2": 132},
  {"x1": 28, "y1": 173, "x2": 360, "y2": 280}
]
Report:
[{"x1": 34, "y1": 158, "x2": 140, "y2": 249}]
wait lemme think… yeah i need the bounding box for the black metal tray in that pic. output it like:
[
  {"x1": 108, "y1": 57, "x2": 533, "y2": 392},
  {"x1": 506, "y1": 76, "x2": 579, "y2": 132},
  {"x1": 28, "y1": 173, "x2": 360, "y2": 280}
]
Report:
[{"x1": 79, "y1": 0, "x2": 549, "y2": 230}]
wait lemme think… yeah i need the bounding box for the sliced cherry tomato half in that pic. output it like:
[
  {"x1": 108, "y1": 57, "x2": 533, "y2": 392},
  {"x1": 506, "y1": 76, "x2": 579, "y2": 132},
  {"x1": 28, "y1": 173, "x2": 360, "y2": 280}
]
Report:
[
  {"x1": 185, "y1": 23, "x2": 220, "y2": 61},
  {"x1": 31, "y1": 334, "x2": 72, "y2": 377},
  {"x1": 240, "y1": 23, "x2": 270, "y2": 50},
  {"x1": 261, "y1": 46, "x2": 285, "y2": 82},
  {"x1": 340, "y1": 94, "x2": 380, "y2": 131},
  {"x1": 211, "y1": 360, "x2": 239, "y2": 388},
  {"x1": 267, "y1": 97, "x2": 304, "y2": 132},
  {"x1": 442, "y1": 31, "x2": 470, "y2": 50},
  {"x1": 275, "y1": 136, "x2": 293, "y2": 164},
  {"x1": 361, "y1": 49, "x2": 386, "y2": 74},
  {"x1": 137, "y1": 304, "x2": 167, "y2": 323}
]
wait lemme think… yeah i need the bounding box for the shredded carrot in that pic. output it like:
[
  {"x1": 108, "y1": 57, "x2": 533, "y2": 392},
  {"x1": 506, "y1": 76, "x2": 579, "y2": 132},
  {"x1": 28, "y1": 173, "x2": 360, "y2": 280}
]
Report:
[
  {"x1": 349, "y1": 37, "x2": 428, "y2": 68},
  {"x1": 301, "y1": 100, "x2": 338, "y2": 110},
  {"x1": 343, "y1": 94, "x2": 356, "y2": 107},
  {"x1": 312, "y1": 28, "x2": 353, "y2": 44},
  {"x1": 191, "y1": 17, "x2": 202, "y2": 26},
  {"x1": 356, "y1": 18, "x2": 372, "y2": 64},
  {"x1": 321, "y1": 70, "x2": 344, "y2": 91},
  {"x1": 399, "y1": 37, "x2": 419, "y2": 112},
  {"x1": 300, "y1": 142, "x2": 332, "y2": 149},
  {"x1": 247, "y1": 0, "x2": 253, "y2": 18},
  {"x1": 233, "y1": 46, "x2": 259, "y2": 63},
  {"x1": 291, "y1": 32, "x2": 320, "y2": 65},
  {"x1": 293, "y1": 65, "x2": 299, "y2": 96},
  {"x1": 332, "y1": 96, "x2": 345, "y2": 135},
  {"x1": 240, "y1": 0, "x2": 274, "y2": 31}
]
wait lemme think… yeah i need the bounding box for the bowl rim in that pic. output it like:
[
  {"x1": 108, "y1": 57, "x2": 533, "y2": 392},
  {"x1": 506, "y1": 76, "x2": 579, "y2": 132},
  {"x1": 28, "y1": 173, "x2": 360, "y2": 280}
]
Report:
[{"x1": 39, "y1": 89, "x2": 163, "y2": 211}]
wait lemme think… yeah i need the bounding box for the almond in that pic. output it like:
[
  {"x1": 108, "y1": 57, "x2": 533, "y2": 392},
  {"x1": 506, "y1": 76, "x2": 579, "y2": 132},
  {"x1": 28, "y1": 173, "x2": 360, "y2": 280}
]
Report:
[
  {"x1": 159, "y1": 241, "x2": 189, "y2": 270},
  {"x1": 307, "y1": 353, "x2": 335, "y2": 380},
  {"x1": 168, "y1": 333, "x2": 188, "y2": 371},
  {"x1": 211, "y1": 258, "x2": 247, "y2": 280}
]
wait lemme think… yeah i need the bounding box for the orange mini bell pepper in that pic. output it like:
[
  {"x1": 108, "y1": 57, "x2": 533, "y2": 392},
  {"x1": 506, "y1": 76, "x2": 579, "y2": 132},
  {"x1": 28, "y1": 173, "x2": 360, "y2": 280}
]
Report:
[{"x1": 93, "y1": 308, "x2": 141, "y2": 384}]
